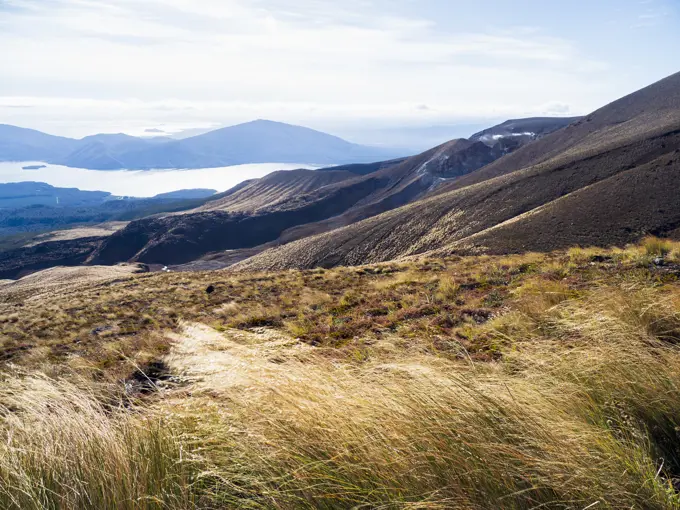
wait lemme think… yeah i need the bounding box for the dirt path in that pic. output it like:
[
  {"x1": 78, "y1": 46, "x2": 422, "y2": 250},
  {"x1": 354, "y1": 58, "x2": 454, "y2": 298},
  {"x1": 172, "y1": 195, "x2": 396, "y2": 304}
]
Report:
[{"x1": 165, "y1": 322, "x2": 313, "y2": 393}]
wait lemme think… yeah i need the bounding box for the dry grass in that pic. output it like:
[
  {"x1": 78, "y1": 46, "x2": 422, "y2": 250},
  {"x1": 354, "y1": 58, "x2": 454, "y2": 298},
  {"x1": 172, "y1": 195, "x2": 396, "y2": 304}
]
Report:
[
  {"x1": 0, "y1": 375, "x2": 204, "y2": 510},
  {"x1": 0, "y1": 264, "x2": 145, "y2": 303},
  {"x1": 21, "y1": 222, "x2": 128, "y2": 248},
  {"x1": 3, "y1": 240, "x2": 680, "y2": 507},
  {"x1": 643, "y1": 236, "x2": 675, "y2": 258},
  {"x1": 172, "y1": 281, "x2": 680, "y2": 508}
]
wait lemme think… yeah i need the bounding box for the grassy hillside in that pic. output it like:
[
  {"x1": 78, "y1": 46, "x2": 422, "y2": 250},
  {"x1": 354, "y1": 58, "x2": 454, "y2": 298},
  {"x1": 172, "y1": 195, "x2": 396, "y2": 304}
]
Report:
[{"x1": 3, "y1": 239, "x2": 680, "y2": 508}]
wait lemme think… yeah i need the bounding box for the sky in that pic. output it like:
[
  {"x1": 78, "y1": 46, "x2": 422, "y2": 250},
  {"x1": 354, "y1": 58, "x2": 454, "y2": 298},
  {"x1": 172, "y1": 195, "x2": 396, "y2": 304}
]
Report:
[{"x1": 1, "y1": 0, "x2": 679, "y2": 145}]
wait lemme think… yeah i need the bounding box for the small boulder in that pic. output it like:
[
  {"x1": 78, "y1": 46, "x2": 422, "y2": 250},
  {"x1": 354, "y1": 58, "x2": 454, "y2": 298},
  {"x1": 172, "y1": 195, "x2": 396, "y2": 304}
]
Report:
[{"x1": 206, "y1": 285, "x2": 215, "y2": 295}]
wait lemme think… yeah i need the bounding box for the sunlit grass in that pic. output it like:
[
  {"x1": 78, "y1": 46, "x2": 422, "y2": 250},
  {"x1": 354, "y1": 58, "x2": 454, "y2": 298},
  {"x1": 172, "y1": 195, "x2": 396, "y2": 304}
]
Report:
[
  {"x1": 3, "y1": 239, "x2": 680, "y2": 507},
  {"x1": 0, "y1": 375, "x2": 204, "y2": 510}
]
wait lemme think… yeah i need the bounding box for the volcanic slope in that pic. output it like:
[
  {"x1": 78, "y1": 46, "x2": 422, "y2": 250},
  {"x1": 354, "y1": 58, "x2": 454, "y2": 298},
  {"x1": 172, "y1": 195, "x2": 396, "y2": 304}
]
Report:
[
  {"x1": 469, "y1": 116, "x2": 582, "y2": 143},
  {"x1": 234, "y1": 71, "x2": 680, "y2": 271},
  {"x1": 88, "y1": 137, "x2": 521, "y2": 266},
  {"x1": 442, "y1": 71, "x2": 680, "y2": 193}
]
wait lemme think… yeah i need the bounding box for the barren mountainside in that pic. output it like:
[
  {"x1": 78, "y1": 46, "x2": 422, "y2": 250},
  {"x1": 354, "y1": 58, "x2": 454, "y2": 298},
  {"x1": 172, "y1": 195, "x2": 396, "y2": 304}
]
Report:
[
  {"x1": 0, "y1": 120, "x2": 404, "y2": 170},
  {"x1": 442, "y1": 71, "x2": 680, "y2": 193},
  {"x1": 194, "y1": 169, "x2": 359, "y2": 214},
  {"x1": 88, "y1": 136, "x2": 524, "y2": 266},
  {"x1": 469, "y1": 116, "x2": 582, "y2": 142},
  {"x1": 234, "y1": 71, "x2": 680, "y2": 271}
]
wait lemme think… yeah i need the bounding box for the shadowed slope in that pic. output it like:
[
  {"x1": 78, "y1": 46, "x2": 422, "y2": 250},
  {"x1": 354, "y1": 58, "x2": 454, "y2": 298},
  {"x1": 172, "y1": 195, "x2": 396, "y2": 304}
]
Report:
[{"x1": 443, "y1": 151, "x2": 680, "y2": 254}]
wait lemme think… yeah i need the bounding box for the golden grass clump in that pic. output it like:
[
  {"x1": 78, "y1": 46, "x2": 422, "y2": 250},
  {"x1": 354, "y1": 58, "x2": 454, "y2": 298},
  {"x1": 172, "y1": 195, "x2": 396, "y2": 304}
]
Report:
[
  {"x1": 621, "y1": 236, "x2": 680, "y2": 265},
  {"x1": 0, "y1": 375, "x2": 202, "y2": 510},
  {"x1": 643, "y1": 236, "x2": 675, "y2": 258},
  {"x1": 173, "y1": 314, "x2": 680, "y2": 508},
  {"x1": 512, "y1": 277, "x2": 580, "y2": 320},
  {"x1": 435, "y1": 276, "x2": 460, "y2": 302}
]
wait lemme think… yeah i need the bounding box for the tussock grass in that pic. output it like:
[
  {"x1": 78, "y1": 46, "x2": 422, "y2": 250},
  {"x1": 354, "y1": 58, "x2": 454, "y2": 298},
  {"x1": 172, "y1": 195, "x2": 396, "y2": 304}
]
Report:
[
  {"x1": 643, "y1": 236, "x2": 675, "y2": 258},
  {"x1": 512, "y1": 278, "x2": 580, "y2": 320},
  {"x1": 173, "y1": 304, "x2": 680, "y2": 508},
  {"x1": 166, "y1": 285, "x2": 680, "y2": 508},
  {"x1": 0, "y1": 375, "x2": 203, "y2": 510},
  {"x1": 616, "y1": 237, "x2": 680, "y2": 266},
  {"x1": 435, "y1": 276, "x2": 460, "y2": 302},
  {"x1": 5, "y1": 241, "x2": 680, "y2": 507}
]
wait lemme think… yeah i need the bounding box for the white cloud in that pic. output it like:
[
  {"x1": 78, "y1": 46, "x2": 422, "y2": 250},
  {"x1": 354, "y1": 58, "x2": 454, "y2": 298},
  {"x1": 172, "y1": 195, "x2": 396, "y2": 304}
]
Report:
[{"x1": 0, "y1": 0, "x2": 612, "y2": 138}]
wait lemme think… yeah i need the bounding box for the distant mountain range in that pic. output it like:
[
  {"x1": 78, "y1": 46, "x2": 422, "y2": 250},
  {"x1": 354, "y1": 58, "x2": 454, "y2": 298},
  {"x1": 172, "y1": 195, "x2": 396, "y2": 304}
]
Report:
[
  {"x1": 0, "y1": 112, "x2": 585, "y2": 277},
  {"x1": 84, "y1": 68, "x2": 680, "y2": 273},
  {"x1": 0, "y1": 120, "x2": 406, "y2": 170}
]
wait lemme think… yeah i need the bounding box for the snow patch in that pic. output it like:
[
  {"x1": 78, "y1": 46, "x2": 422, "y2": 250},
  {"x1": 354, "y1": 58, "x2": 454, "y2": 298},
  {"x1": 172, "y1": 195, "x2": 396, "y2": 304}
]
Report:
[{"x1": 479, "y1": 131, "x2": 536, "y2": 143}]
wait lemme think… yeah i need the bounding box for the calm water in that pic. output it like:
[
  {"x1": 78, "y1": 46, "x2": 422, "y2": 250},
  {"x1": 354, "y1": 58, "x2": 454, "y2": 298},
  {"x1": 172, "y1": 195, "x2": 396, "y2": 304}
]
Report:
[{"x1": 0, "y1": 161, "x2": 319, "y2": 198}]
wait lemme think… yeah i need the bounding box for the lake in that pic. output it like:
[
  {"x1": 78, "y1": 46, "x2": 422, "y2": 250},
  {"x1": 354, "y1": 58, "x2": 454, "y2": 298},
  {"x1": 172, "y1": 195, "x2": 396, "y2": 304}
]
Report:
[{"x1": 0, "y1": 161, "x2": 320, "y2": 198}]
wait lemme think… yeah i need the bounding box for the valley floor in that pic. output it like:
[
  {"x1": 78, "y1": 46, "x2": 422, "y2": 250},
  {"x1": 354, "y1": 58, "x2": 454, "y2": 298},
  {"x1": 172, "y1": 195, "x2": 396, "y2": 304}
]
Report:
[{"x1": 3, "y1": 239, "x2": 680, "y2": 508}]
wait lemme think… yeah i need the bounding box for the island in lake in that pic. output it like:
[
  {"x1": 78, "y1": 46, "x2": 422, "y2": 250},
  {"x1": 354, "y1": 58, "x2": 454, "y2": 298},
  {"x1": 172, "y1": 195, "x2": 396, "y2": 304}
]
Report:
[{"x1": 22, "y1": 165, "x2": 47, "y2": 170}]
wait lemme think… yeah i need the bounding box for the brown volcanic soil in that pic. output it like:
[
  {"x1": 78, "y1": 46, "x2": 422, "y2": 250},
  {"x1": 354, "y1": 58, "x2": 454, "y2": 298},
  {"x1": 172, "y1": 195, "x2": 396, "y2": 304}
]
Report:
[{"x1": 234, "y1": 72, "x2": 680, "y2": 271}]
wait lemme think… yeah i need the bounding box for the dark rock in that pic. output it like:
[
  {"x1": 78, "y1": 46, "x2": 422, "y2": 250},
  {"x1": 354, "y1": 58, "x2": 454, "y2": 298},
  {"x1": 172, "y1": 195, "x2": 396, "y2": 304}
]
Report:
[
  {"x1": 127, "y1": 360, "x2": 172, "y2": 395},
  {"x1": 91, "y1": 325, "x2": 113, "y2": 336},
  {"x1": 206, "y1": 285, "x2": 215, "y2": 294}
]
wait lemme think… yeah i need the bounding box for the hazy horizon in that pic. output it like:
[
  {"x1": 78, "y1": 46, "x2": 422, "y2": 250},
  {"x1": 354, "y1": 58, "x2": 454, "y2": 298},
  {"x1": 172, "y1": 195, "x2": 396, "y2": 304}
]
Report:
[
  {"x1": 2, "y1": 0, "x2": 678, "y2": 145},
  {"x1": 3, "y1": 117, "x2": 511, "y2": 152}
]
